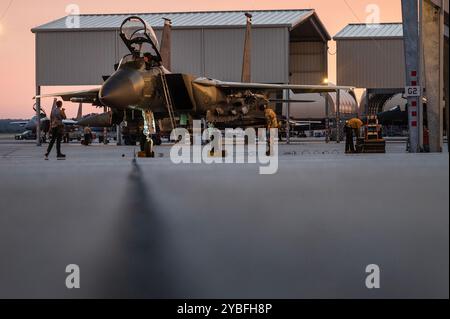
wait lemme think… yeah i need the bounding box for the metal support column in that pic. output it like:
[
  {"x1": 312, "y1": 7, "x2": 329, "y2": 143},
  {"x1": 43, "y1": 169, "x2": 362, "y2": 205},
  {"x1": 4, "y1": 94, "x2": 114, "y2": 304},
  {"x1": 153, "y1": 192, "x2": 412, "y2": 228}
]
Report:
[
  {"x1": 419, "y1": 0, "x2": 425, "y2": 149},
  {"x1": 336, "y1": 89, "x2": 341, "y2": 143},
  {"x1": 422, "y1": 0, "x2": 445, "y2": 152},
  {"x1": 324, "y1": 93, "x2": 330, "y2": 143},
  {"x1": 401, "y1": 0, "x2": 421, "y2": 153},
  {"x1": 285, "y1": 89, "x2": 291, "y2": 144},
  {"x1": 445, "y1": 25, "x2": 449, "y2": 152},
  {"x1": 103, "y1": 107, "x2": 108, "y2": 145},
  {"x1": 365, "y1": 89, "x2": 371, "y2": 116},
  {"x1": 35, "y1": 86, "x2": 41, "y2": 146}
]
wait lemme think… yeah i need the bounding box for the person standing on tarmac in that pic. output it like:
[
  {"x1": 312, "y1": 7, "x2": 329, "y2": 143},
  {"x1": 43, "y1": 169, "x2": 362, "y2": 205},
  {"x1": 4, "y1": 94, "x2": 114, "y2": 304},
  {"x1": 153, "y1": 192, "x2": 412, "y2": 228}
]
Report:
[
  {"x1": 344, "y1": 120, "x2": 355, "y2": 154},
  {"x1": 45, "y1": 100, "x2": 67, "y2": 160},
  {"x1": 83, "y1": 125, "x2": 93, "y2": 146}
]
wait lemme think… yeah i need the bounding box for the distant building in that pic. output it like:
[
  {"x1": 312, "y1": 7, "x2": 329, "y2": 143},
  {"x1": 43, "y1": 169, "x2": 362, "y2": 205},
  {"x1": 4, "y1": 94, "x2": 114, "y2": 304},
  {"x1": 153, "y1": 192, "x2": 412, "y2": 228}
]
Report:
[{"x1": 334, "y1": 20, "x2": 448, "y2": 120}]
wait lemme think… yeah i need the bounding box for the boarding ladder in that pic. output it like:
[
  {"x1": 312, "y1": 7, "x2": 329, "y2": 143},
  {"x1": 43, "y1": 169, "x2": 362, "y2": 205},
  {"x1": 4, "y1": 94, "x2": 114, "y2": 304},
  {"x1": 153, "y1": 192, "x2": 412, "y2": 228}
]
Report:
[{"x1": 158, "y1": 67, "x2": 176, "y2": 130}]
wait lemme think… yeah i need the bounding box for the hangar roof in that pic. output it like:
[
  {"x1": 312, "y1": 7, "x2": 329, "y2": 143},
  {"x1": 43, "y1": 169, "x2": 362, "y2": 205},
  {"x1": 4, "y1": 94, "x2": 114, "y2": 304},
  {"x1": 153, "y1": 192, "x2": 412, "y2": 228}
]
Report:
[
  {"x1": 32, "y1": 9, "x2": 328, "y2": 35},
  {"x1": 334, "y1": 23, "x2": 403, "y2": 40}
]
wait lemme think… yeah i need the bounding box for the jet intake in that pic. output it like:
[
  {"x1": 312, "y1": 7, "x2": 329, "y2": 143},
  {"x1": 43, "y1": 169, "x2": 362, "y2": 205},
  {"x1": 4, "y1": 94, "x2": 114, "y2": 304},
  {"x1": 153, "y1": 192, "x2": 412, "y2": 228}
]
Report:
[{"x1": 77, "y1": 111, "x2": 113, "y2": 127}]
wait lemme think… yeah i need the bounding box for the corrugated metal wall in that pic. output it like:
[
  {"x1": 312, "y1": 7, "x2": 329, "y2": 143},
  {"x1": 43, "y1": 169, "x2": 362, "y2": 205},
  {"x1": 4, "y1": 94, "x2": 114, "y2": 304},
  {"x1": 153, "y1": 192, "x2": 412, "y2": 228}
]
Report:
[
  {"x1": 252, "y1": 28, "x2": 289, "y2": 83},
  {"x1": 336, "y1": 39, "x2": 406, "y2": 88},
  {"x1": 203, "y1": 27, "x2": 289, "y2": 83},
  {"x1": 171, "y1": 29, "x2": 203, "y2": 76},
  {"x1": 289, "y1": 42, "x2": 326, "y2": 85},
  {"x1": 36, "y1": 31, "x2": 118, "y2": 86},
  {"x1": 36, "y1": 27, "x2": 289, "y2": 86},
  {"x1": 203, "y1": 28, "x2": 247, "y2": 81}
]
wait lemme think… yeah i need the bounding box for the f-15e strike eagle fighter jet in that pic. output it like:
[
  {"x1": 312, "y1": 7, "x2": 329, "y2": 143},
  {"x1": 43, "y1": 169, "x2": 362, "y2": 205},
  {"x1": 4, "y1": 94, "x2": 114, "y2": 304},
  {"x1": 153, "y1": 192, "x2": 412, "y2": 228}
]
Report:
[{"x1": 36, "y1": 15, "x2": 353, "y2": 156}]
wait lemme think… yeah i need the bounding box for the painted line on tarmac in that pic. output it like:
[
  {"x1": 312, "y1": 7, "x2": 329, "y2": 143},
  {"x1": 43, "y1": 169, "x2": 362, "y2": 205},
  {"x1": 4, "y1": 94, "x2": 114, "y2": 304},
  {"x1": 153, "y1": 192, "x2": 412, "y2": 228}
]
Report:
[{"x1": 1, "y1": 148, "x2": 20, "y2": 158}]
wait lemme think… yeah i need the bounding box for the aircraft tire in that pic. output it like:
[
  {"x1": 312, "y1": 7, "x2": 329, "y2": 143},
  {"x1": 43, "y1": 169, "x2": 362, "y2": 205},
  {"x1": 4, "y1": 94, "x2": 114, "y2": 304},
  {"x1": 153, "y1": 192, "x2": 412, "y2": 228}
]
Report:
[{"x1": 144, "y1": 140, "x2": 155, "y2": 158}]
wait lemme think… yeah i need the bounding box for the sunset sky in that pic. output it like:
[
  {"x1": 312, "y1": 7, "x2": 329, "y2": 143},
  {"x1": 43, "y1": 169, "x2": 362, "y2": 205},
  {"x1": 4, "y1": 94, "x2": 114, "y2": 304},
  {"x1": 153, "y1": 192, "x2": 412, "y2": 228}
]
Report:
[{"x1": 0, "y1": 0, "x2": 402, "y2": 118}]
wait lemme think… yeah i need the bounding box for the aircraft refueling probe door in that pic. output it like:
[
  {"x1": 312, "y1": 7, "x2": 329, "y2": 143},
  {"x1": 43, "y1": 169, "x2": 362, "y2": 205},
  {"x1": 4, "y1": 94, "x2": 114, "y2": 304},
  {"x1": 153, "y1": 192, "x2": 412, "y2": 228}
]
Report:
[{"x1": 120, "y1": 16, "x2": 162, "y2": 64}]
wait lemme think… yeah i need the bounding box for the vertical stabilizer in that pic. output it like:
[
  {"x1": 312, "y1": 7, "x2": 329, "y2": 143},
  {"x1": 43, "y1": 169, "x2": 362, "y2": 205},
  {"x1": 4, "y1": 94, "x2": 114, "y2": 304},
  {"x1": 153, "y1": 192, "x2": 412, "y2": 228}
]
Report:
[
  {"x1": 160, "y1": 18, "x2": 172, "y2": 71},
  {"x1": 51, "y1": 98, "x2": 57, "y2": 113},
  {"x1": 76, "y1": 103, "x2": 83, "y2": 121},
  {"x1": 241, "y1": 13, "x2": 252, "y2": 83}
]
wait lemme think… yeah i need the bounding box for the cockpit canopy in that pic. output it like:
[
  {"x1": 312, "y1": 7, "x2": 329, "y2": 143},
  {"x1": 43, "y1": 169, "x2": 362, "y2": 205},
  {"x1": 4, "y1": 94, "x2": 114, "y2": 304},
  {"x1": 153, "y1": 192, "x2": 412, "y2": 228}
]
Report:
[{"x1": 119, "y1": 16, "x2": 161, "y2": 63}]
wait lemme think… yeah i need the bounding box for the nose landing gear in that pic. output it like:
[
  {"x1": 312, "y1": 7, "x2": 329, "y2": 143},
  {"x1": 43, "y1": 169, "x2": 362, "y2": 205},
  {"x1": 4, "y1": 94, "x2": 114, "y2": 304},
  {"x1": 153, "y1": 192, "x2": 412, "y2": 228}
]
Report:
[
  {"x1": 143, "y1": 137, "x2": 155, "y2": 158},
  {"x1": 140, "y1": 110, "x2": 156, "y2": 158}
]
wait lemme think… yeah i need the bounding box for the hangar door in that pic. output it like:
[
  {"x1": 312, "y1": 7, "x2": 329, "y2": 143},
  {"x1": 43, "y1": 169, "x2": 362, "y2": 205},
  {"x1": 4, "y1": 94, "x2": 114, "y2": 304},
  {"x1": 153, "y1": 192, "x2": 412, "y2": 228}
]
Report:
[{"x1": 289, "y1": 41, "x2": 327, "y2": 85}]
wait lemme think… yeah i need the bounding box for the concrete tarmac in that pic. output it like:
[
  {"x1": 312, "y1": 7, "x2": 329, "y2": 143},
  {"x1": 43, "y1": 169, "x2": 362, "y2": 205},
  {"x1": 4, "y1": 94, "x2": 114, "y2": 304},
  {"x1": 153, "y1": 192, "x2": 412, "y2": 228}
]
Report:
[{"x1": 0, "y1": 139, "x2": 448, "y2": 298}]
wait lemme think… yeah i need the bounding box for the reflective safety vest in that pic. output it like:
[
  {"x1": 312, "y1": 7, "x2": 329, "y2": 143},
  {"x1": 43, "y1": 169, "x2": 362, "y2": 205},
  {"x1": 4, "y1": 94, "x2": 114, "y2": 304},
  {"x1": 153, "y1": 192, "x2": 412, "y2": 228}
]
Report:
[{"x1": 265, "y1": 108, "x2": 279, "y2": 129}]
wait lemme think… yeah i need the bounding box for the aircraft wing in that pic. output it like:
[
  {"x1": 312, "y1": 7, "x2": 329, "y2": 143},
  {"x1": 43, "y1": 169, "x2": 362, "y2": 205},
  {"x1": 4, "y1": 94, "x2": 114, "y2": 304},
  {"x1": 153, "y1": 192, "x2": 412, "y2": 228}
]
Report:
[
  {"x1": 193, "y1": 78, "x2": 354, "y2": 94},
  {"x1": 289, "y1": 120, "x2": 322, "y2": 127},
  {"x1": 34, "y1": 88, "x2": 101, "y2": 104},
  {"x1": 10, "y1": 121, "x2": 28, "y2": 127},
  {"x1": 269, "y1": 99, "x2": 316, "y2": 103}
]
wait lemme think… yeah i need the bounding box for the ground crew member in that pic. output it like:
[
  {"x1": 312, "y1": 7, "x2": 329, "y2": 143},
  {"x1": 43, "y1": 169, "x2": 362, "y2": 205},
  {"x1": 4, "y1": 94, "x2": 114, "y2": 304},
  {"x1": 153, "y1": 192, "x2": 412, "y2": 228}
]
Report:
[
  {"x1": 264, "y1": 105, "x2": 279, "y2": 130},
  {"x1": 345, "y1": 117, "x2": 364, "y2": 154},
  {"x1": 344, "y1": 120, "x2": 355, "y2": 154},
  {"x1": 45, "y1": 100, "x2": 66, "y2": 160},
  {"x1": 83, "y1": 126, "x2": 93, "y2": 146},
  {"x1": 264, "y1": 105, "x2": 279, "y2": 156},
  {"x1": 347, "y1": 117, "x2": 364, "y2": 138}
]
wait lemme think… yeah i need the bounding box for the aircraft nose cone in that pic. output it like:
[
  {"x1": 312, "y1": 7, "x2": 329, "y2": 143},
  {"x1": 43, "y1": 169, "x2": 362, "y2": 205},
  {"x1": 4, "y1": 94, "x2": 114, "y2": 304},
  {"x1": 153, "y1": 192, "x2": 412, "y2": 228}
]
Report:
[{"x1": 99, "y1": 68, "x2": 145, "y2": 108}]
